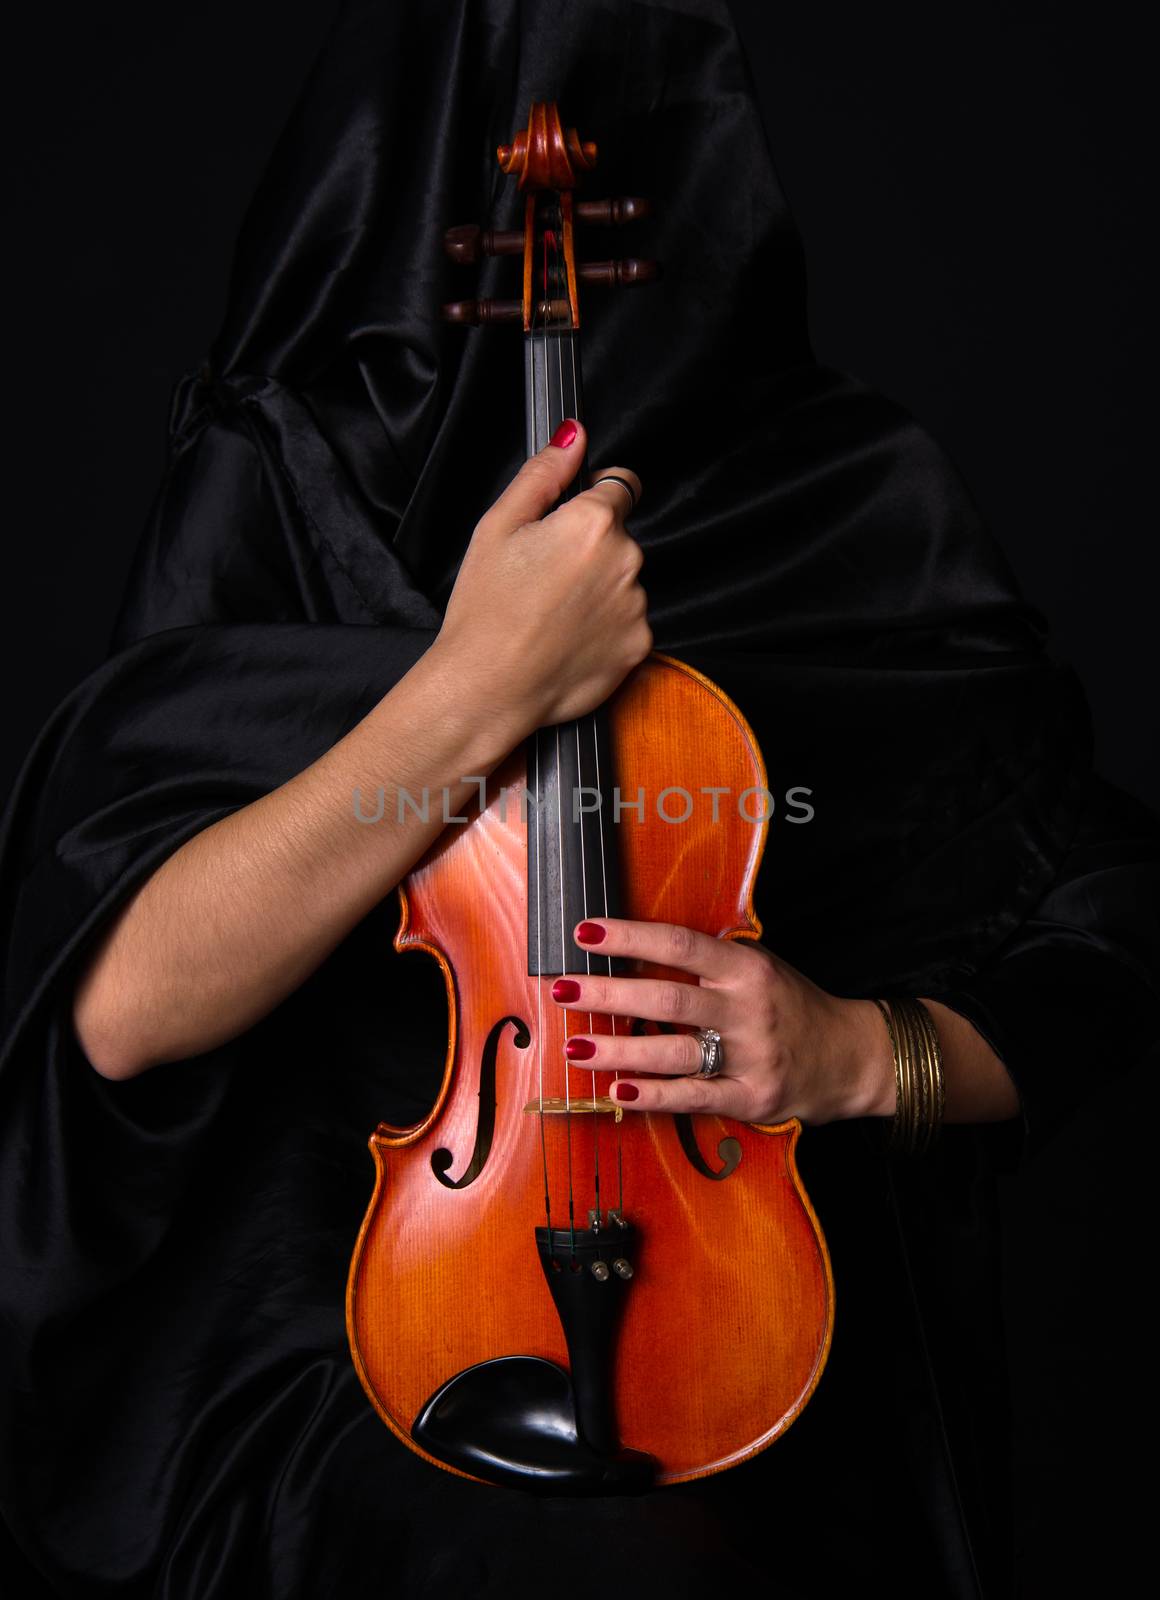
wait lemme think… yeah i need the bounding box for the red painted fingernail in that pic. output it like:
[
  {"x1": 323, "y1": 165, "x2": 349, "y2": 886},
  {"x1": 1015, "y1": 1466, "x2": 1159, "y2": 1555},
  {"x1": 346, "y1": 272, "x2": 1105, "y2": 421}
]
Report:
[
  {"x1": 575, "y1": 921, "x2": 606, "y2": 945},
  {"x1": 614, "y1": 1083, "x2": 639, "y2": 1102},
  {"x1": 552, "y1": 979, "x2": 581, "y2": 1003},
  {"x1": 565, "y1": 1037, "x2": 596, "y2": 1061},
  {"x1": 549, "y1": 418, "x2": 579, "y2": 449}
]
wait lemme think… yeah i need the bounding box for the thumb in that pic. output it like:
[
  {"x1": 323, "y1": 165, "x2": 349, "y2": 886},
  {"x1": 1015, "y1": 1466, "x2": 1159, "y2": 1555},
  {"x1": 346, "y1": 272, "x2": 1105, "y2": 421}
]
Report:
[{"x1": 478, "y1": 419, "x2": 587, "y2": 536}]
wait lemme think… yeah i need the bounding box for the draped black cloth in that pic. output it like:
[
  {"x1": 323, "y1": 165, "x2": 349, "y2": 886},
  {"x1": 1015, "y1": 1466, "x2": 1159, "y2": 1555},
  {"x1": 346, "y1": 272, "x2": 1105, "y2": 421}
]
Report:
[{"x1": 2, "y1": 2, "x2": 1157, "y2": 1595}]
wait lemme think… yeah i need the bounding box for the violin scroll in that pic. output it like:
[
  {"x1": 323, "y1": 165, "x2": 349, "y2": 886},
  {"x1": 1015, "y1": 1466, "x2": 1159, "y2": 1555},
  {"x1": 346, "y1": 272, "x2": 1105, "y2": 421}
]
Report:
[
  {"x1": 441, "y1": 100, "x2": 660, "y2": 332},
  {"x1": 496, "y1": 102, "x2": 597, "y2": 189}
]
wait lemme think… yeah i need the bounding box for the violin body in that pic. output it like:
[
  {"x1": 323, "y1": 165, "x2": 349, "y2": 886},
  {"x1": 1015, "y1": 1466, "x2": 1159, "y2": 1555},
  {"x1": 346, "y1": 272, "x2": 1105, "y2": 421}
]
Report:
[{"x1": 347, "y1": 653, "x2": 833, "y2": 1485}]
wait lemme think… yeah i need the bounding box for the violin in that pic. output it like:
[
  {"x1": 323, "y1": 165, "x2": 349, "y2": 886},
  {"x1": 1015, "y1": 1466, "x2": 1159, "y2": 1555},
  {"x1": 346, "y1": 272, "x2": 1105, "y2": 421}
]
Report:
[{"x1": 347, "y1": 102, "x2": 833, "y2": 1492}]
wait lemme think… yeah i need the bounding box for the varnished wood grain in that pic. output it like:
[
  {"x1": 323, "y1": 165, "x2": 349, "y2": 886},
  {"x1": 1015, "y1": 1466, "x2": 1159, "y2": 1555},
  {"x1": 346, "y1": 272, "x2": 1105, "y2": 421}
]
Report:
[{"x1": 347, "y1": 655, "x2": 835, "y2": 1484}]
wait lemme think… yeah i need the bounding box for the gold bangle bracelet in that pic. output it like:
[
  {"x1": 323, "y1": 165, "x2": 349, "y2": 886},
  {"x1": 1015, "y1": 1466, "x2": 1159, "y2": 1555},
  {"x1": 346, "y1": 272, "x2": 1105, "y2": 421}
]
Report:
[
  {"x1": 913, "y1": 998, "x2": 945, "y2": 1151},
  {"x1": 895, "y1": 999, "x2": 919, "y2": 1154},
  {"x1": 873, "y1": 996, "x2": 945, "y2": 1155},
  {"x1": 872, "y1": 998, "x2": 903, "y2": 1148}
]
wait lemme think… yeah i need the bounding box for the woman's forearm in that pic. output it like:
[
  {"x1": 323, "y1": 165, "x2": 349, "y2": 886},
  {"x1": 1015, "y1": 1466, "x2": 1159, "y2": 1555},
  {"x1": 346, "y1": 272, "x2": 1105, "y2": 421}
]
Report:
[
  {"x1": 921, "y1": 998, "x2": 1021, "y2": 1122},
  {"x1": 72, "y1": 638, "x2": 530, "y2": 1080}
]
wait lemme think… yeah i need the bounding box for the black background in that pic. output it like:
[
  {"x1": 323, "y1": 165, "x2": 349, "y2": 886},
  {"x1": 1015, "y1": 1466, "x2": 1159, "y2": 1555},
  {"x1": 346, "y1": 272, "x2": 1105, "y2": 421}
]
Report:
[{"x1": 5, "y1": 2, "x2": 1154, "y2": 1592}]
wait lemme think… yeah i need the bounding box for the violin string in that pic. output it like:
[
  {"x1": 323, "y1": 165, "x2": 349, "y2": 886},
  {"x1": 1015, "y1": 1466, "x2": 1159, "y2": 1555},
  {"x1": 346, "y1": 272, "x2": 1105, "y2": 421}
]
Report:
[
  {"x1": 563, "y1": 320, "x2": 625, "y2": 1221},
  {"x1": 574, "y1": 717, "x2": 602, "y2": 1225},
  {"x1": 589, "y1": 700, "x2": 624, "y2": 1220},
  {"x1": 533, "y1": 727, "x2": 553, "y2": 1246},
  {"x1": 547, "y1": 217, "x2": 578, "y2": 1258},
  {"x1": 555, "y1": 715, "x2": 577, "y2": 1256},
  {"x1": 553, "y1": 225, "x2": 588, "y2": 1248},
  {"x1": 529, "y1": 256, "x2": 553, "y2": 1254}
]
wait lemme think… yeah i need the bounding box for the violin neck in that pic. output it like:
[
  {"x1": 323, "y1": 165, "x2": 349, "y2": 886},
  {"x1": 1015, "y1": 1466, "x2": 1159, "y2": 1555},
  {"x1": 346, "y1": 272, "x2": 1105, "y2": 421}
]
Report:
[{"x1": 525, "y1": 328, "x2": 587, "y2": 496}]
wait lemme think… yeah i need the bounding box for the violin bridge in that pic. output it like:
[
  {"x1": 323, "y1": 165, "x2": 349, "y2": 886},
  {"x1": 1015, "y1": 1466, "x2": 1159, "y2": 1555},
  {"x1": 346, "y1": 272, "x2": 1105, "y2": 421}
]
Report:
[{"x1": 523, "y1": 1095, "x2": 623, "y2": 1122}]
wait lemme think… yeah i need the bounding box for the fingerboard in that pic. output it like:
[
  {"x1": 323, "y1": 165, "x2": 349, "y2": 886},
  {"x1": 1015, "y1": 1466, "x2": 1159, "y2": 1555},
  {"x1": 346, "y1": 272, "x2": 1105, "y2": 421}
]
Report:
[{"x1": 523, "y1": 326, "x2": 622, "y2": 976}]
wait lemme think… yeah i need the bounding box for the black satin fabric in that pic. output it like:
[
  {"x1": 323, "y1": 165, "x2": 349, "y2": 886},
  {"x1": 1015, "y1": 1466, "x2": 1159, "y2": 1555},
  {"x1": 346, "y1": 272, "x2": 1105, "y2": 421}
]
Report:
[{"x1": 2, "y1": 2, "x2": 1158, "y2": 1595}]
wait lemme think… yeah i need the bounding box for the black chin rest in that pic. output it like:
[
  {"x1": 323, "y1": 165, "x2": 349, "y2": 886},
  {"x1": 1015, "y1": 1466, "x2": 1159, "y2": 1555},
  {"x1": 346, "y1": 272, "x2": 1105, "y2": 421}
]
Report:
[{"x1": 412, "y1": 1354, "x2": 656, "y2": 1495}]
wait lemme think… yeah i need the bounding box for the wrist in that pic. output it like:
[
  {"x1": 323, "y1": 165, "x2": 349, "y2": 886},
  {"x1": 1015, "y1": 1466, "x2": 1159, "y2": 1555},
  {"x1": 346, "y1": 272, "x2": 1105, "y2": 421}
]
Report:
[
  {"x1": 842, "y1": 998, "x2": 898, "y2": 1120},
  {"x1": 417, "y1": 633, "x2": 539, "y2": 766}
]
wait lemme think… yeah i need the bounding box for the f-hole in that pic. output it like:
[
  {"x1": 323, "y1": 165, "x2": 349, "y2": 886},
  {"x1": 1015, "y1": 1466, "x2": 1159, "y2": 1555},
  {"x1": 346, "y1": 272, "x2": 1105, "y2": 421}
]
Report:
[
  {"x1": 675, "y1": 1118, "x2": 742, "y2": 1182},
  {"x1": 431, "y1": 1014, "x2": 530, "y2": 1189},
  {"x1": 631, "y1": 1016, "x2": 742, "y2": 1182}
]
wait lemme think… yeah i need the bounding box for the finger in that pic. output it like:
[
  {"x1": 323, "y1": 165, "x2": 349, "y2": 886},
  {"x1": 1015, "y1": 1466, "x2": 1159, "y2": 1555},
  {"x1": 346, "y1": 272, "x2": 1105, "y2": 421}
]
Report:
[
  {"x1": 551, "y1": 972, "x2": 719, "y2": 1028},
  {"x1": 572, "y1": 917, "x2": 735, "y2": 982},
  {"x1": 479, "y1": 419, "x2": 587, "y2": 536},
  {"x1": 608, "y1": 1072, "x2": 755, "y2": 1122},
  {"x1": 563, "y1": 1029, "x2": 704, "y2": 1076},
  {"x1": 584, "y1": 464, "x2": 643, "y2": 515}
]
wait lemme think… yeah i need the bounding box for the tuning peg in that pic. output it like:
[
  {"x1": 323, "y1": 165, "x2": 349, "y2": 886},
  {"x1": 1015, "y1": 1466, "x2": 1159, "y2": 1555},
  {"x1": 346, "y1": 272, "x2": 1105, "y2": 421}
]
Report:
[
  {"x1": 575, "y1": 198, "x2": 651, "y2": 226},
  {"x1": 440, "y1": 299, "x2": 523, "y2": 325},
  {"x1": 443, "y1": 224, "x2": 524, "y2": 264},
  {"x1": 577, "y1": 259, "x2": 662, "y2": 287}
]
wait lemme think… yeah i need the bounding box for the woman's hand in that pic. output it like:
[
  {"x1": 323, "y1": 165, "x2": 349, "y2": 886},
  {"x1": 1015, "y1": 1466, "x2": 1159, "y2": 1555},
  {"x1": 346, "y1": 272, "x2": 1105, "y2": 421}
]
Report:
[
  {"x1": 552, "y1": 916, "x2": 897, "y2": 1126},
  {"x1": 433, "y1": 419, "x2": 650, "y2": 731}
]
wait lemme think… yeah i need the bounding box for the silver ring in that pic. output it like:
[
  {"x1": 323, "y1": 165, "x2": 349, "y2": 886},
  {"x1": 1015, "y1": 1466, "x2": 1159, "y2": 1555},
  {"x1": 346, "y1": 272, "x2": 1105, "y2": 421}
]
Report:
[
  {"x1": 592, "y1": 473, "x2": 637, "y2": 512},
  {"x1": 692, "y1": 1027, "x2": 724, "y2": 1079}
]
